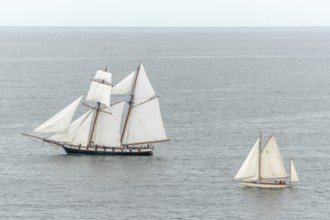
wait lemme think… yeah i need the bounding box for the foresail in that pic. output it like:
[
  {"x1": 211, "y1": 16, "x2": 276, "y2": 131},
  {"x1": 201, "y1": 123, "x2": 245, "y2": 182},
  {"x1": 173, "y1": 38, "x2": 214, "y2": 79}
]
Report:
[
  {"x1": 122, "y1": 98, "x2": 168, "y2": 145},
  {"x1": 290, "y1": 159, "x2": 299, "y2": 182},
  {"x1": 234, "y1": 138, "x2": 260, "y2": 180},
  {"x1": 133, "y1": 63, "x2": 156, "y2": 105},
  {"x1": 92, "y1": 101, "x2": 125, "y2": 147},
  {"x1": 49, "y1": 110, "x2": 92, "y2": 142},
  {"x1": 70, "y1": 111, "x2": 94, "y2": 146},
  {"x1": 112, "y1": 71, "x2": 135, "y2": 95},
  {"x1": 260, "y1": 135, "x2": 288, "y2": 179},
  {"x1": 34, "y1": 96, "x2": 82, "y2": 133}
]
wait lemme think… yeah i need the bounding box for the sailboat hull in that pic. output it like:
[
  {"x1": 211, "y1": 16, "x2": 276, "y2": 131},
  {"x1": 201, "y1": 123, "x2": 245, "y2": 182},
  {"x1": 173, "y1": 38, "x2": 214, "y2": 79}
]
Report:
[
  {"x1": 62, "y1": 146, "x2": 153, "y2": 156},
  {"x1": 240, "y1": 181, "x2": 292, "y2": 188}
]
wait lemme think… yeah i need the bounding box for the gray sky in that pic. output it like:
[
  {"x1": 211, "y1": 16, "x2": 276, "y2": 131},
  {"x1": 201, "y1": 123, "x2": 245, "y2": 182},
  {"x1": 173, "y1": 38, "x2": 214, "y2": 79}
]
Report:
[{"x1": 1, "y1": 0, "x2": 330, "y2": 27}]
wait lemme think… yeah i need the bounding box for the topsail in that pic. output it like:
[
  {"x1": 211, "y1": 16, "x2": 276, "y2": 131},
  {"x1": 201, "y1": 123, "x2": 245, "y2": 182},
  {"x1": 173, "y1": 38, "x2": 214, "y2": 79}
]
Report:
[
  {"x1": 86, "y1": 71, "x2": 112, "y2": 107},
  {"x1": 112, "y1": 72, "x2": 135, "y2": 95}
]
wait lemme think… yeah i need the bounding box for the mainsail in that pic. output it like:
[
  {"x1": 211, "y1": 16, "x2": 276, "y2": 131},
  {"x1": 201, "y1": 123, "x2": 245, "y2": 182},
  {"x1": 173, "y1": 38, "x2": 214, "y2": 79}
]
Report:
[
  {"x1": 92, "y1": 101, "x2": 125, "y2": 147},
  {"x1": 122, "y1": 98, "x2": 168, "y2": 145},
  {"x1": 260, "y1": 135, "x2": 288, "y2": 179},
  {"x1": 120, "y1": 63, "x2": 168, "y2": 145},
  {"x1": 34, "y1": 96, "x2": 83, "y2": 133}
]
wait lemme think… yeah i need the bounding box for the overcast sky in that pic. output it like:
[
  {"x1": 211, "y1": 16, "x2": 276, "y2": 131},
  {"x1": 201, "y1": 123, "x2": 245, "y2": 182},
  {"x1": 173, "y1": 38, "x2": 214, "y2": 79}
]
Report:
[{"x1": 1, "y1": 0, "x2": 330, "y2": 27}]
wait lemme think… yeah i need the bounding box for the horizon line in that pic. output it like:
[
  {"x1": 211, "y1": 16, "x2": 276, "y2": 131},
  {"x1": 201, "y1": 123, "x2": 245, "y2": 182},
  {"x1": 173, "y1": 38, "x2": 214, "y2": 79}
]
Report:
[{"x1": 0, "y1": 25, "x2": 330, "y2": 28}]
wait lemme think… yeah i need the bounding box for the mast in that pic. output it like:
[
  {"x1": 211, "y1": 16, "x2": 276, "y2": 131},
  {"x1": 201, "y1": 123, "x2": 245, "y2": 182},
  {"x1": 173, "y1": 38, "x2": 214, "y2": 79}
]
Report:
[
  {"x1": 88, "y1": 102, "x2": 100, "y2": 147},
  {"x1": 88, "y1": 67, "x2": 108, "y2": 147},
  {"x1": 258, "y1": 130, "x2": 262, "y2": 183},
  {"x1": 120, "y1": 62, "x2": 142, "y2": 145},
  {"x1": 289, "y1": 156, "x2": 292, "y2": 184}
]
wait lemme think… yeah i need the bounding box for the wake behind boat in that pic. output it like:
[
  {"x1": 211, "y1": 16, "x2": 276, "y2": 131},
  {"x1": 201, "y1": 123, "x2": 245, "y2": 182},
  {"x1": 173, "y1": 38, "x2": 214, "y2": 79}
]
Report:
[
  {"x1": 22, "y1": 62, "x2": 169, "y2": 155},
  {"x1": 234, "y1": 132, "x2": 299, "y2": 188}
]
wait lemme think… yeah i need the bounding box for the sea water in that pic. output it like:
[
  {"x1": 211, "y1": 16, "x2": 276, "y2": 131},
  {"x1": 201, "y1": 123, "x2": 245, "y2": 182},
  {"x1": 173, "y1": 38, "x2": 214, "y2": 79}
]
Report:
[{"x1": 1, "y1": 27, "x2": 330, "y2": 219}]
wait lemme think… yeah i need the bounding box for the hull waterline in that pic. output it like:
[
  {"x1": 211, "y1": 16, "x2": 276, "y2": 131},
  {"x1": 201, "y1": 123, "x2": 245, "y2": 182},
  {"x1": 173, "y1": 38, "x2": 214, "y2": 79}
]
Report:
[
  {"x1": 62, "y1": 146, "x2": 153, "y2": 156},
  {"x1": 240, "y1": 181, "x2": 292, "y2": 188}
]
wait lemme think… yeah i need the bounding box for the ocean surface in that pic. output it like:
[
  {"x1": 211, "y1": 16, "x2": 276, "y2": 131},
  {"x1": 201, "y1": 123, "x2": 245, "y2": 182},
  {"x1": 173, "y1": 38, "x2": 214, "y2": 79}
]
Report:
[{"x1": 1, "y1": 27, "x2": 330, "y2": 219}]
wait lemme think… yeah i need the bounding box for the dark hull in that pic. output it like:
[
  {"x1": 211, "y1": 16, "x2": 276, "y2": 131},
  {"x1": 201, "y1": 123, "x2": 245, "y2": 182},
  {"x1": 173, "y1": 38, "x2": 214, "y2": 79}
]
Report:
[{"x1": 62, "y1": 146, "x2": 153, "y2": 156}]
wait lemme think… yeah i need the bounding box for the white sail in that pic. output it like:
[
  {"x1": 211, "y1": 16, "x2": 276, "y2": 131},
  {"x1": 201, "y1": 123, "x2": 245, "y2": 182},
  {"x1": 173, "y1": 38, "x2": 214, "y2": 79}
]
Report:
[
  {"x1": 34, "y1": 96, "x2": 82, "y2": 133},
  {"x1": 92, "y1": 101, "x2": 125, "y2": 147},
  {"x1": 49, "y1": 110, "x2": 92, "y2": 142},
  {"x1": 260, "y1": 135, "x2": 288, "y2": 179},
  {"x1": 70, "y1": 111, "x2": 94, "y2": 146},
  {"x1": 234, "y1": 138, "x2": 260, "y2": 180},
  {"x1": 133, "y1": 63, "x2": 156, "y2": 104},
  {"x1": 290, "y1": 159, "x2": 299, "y2": 182},
  {"x1": 94, "y1": 70, "x2": 112, "y2": 83},
  {"x1": 122, "y1": 98, "x2": 167, "y2": 145},
  {"x1": 86, "y1": 81, "x2": 112, "y2": 107},
  {"x1": 112, "y1": 71, "x2": 135, "y2": 95}
]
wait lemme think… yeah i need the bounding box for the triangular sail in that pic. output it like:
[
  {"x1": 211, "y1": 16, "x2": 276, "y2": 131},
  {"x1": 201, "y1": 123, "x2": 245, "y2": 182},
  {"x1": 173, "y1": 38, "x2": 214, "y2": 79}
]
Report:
[
  {"x1": 260, "y1": 135, "x2": 288, "y2": 179},
  {"x1": 34, "y1": 96, "x2": 83, "y2": 133},
  {"x1": 86, "y1": 70, "x2": 112, "y2": 107},
  {"x1": 49, "y1": 110, "x2": 92, "y2": 142},
  {"x1": 112, "y1": 71, "x2": 135, "y2": 95},
  {"x1": 92, "y1": 101, "x2": 125, "y2": 147},
  {"x1": 133, "y1": 63, "x2": 156, "y2": 105},
  {"x1": 290, "y1": 159, "x2": 299, "y2": 182},
  {"x1": 70, "y1": 111, "x2": 94, "y2": 146},
  {"x1": 122, "y1": 98, "x2": 167, "y2": 145},
  {"x1": 234, "y1": 138, "x2": 260, "y2": 180}
]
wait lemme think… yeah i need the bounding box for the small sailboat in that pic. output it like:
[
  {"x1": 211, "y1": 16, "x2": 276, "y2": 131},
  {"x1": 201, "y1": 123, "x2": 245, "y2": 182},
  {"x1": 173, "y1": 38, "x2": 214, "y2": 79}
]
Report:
[
  {"x1": 22, "y1": 62, "x2": 169, "y2": 155},
  {"x1": 234, "y1": 132, "x2": 299, "y2": 188}
]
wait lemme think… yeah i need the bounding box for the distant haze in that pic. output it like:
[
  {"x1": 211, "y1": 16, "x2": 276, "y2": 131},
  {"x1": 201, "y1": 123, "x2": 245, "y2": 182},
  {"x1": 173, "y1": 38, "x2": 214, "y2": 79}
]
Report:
[{"x1": 1, "y1": 0, "x2": 330, "y2": 27}]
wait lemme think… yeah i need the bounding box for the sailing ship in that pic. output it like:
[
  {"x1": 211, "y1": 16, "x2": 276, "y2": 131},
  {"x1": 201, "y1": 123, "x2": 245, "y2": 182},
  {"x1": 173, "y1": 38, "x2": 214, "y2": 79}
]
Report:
[
  {"x1": 234, "y1": 132, "x2": 299, "y2": 188},
  {"x1": 22, "y1": 62, "x2": 169, "y2": 155}
]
